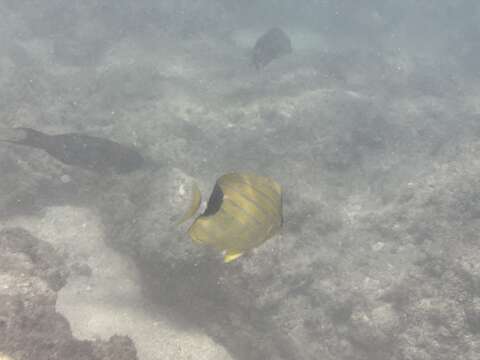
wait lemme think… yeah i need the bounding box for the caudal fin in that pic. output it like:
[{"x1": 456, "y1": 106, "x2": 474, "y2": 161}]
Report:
[{"x1": 0, "y1": 128, "x2": 29, "y2": 143}]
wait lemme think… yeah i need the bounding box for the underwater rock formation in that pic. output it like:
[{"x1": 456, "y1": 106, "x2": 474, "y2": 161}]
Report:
[{"x1": 0, "y1": 227, "x2": 138, "y2": 360}]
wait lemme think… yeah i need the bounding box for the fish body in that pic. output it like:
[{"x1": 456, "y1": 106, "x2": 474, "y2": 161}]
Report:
[
  {"x1": 187, "y1": 172, "x2": 283, "y2": 263},
  {"x1": 252, "y1": 27, "x2": 292, "y2": 70},
  {"x1": 1, "y1": 127, "x2": 144, "y2": 173}
]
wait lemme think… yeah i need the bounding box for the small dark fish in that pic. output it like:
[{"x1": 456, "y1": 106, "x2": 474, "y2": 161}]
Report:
[
  {"x1": 0, "y1": 127, "x2": 144, "y2": 174},
  {"x1": 252, "y1": 27, "x2": 292, "y2": 70}
]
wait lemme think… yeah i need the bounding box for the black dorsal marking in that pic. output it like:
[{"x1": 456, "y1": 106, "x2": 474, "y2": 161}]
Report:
[{"x1": 201, "y1": 183, "x2": 224, "y2": 217}]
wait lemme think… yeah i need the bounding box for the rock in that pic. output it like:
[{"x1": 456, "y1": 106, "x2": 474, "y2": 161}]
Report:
[
  {"x1": 465, "y1": 297, "x2": 480, "y2": 333},
  {"x1": 0, "y1": 227, "x2": 69, "y2": 291},
  {"x1": 350, "y1": 304, "x2": 400, "y2": 348},
  {"x1": 71, "y1": 262, "x2": 93, "y2": 277},
  {"x1": 92, "y1": 335, "x2": 137, "y2": 360},
  {"x1": 0, "y1": 227, "x2": 138, "y2": 360}
]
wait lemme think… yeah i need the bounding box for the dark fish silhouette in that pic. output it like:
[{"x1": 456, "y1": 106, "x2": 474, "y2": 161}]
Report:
[
  {"x1": 0, "y1": 127, "x2": 144, "y2": 174},
  {"x1": 252, "y1": 27, "x2": 292, "y2": 70}
]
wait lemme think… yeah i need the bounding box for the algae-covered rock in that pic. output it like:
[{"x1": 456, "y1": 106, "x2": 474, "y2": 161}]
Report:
[{"x1": 0, "y1": 227, "x2": 138, "y2": 360}]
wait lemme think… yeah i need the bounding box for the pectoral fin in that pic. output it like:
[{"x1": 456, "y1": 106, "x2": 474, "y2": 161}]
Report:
[{"x1": 223, "y1": 249, "x2": 244, "y2": 263}]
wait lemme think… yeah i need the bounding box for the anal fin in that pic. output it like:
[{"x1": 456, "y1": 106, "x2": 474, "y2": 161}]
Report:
[{"x1": 223, "y1": 249, "x2": 243, "y2": 263}]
